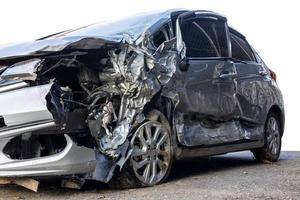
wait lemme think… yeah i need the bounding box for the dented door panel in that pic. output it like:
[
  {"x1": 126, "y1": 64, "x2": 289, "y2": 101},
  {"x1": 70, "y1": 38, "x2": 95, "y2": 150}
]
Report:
[
  {"x1": 235, "y1": 63, "x2": 271, "y2": 124},
  {"x1": 176, "y1": 60, "x2": 238, "y2": 120},
  {"x1": 174, "y1": 59, "x2": 250, "y2": 147}
]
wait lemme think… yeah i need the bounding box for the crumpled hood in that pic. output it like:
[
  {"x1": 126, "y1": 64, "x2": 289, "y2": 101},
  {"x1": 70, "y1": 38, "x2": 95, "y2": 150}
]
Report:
[
  {"x1": 0, "y1": 10, "x2": 174, "y2": 64},
  {"x1": 0, "y1": 37, "x2": 84, "y2": 60},
  {"x1": 0, "y1": 36, "x2": 118, "y2": 64}
]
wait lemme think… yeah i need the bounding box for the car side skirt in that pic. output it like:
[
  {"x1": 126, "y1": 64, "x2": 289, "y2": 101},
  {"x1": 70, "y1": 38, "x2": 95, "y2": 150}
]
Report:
[{"x1": 175, "y1": 140, "x2": 264, "y2": 160}]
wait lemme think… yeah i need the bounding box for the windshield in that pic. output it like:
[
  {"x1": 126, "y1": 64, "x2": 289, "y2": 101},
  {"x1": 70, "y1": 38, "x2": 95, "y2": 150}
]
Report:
[{"x1": 49, "y1": 11, "x2": 167, "y2": 42}]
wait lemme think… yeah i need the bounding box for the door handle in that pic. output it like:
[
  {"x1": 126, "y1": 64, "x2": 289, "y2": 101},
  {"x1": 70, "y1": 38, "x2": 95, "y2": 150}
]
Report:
[
  {"x1": 219, "y1": 71, "x2": 237, "y2": 79},
  {"x1": 258, "y1": 64, "x2": 268, "y2": 76},
  {"x1": 259, "y1": 69, "x2": 268, "y2": 76}
]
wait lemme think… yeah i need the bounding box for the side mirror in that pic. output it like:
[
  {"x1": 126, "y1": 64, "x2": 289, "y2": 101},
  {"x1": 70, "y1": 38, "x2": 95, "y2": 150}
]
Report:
[{"x1": 179, "y1": 58, "x2": 189, "y2": 72}]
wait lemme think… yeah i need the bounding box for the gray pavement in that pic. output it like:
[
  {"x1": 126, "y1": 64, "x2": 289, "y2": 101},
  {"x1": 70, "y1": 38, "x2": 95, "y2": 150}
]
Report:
[{"x1": 0, "y1": 151, "x2": 299, "y2": 200}]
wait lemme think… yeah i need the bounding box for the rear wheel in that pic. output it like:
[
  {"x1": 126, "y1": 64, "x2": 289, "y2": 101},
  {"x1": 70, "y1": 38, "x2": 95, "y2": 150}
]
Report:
[
  {"x1": 252, "y1": 112, "x2": 282, "y2": 162},
  {"x1": 109, "y1": 110, "x2": 174, "y2": 189}
]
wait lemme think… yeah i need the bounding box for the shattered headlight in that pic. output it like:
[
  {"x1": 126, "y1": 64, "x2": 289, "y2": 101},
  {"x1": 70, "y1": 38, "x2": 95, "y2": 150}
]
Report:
[{"x1": 0, "y1": 58, "x2": 41, "y2": 81}]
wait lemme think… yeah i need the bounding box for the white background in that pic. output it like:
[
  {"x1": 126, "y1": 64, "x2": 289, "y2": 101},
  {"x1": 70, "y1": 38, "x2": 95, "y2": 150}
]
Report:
[{"x1": 0, "y1": 0, "x2": 299, "y2": 150}]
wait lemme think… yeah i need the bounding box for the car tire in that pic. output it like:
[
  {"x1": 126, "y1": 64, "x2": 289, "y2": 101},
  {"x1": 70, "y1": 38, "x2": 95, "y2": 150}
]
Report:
[
  {"x1": 252, "y1": 111, "x2": 282, "y2": 162},
  {"x1": 109, "y1": 110, "x2": 174, "y2": 189}
]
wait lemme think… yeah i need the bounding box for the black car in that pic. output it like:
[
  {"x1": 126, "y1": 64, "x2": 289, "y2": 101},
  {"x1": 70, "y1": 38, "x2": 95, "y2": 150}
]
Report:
[{"x1": 0, "y1": 9, "x2": 284, "y2": 189}]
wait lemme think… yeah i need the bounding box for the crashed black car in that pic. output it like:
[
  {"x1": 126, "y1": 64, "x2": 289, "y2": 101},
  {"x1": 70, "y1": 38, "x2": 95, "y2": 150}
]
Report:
[{"x1": 0, "y1": 9, "x2": 284, "y2": 188}]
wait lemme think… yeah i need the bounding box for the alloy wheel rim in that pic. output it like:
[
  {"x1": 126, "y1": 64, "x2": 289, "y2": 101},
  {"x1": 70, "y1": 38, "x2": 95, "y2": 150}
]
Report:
[
  {"x1": 130, "y1": 121, "x2": 171, "y2": 185},
  {"x1": 266, "y1": 117, "x2": 280, "y2": 155}
]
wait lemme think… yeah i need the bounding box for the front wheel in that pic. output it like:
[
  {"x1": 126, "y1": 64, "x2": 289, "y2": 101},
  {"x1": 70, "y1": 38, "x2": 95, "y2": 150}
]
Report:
[
  {"x1": 252, "y1": 112, "x2": 282, "y2": 162},
  {"x1": 109, "y1": 110, "x2": 174, "y2": 189}
]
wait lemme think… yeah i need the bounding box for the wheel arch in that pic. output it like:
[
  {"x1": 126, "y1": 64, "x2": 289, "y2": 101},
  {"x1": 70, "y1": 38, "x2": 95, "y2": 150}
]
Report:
[
  {"x1": 268, "y1": 105, "x2": 285, "y2": 137},
  {"x1": 144, "y1": 94, "x2": 179, "y2": 156},
  {"x1": 144, "y1": 94, "x2": 175, "y2": 128}
]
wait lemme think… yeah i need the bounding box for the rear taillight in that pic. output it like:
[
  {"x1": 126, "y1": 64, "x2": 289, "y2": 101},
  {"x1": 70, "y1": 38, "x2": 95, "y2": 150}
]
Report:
[{"x1": 269, "y1": 69, "x2": 277, "y2": 82}]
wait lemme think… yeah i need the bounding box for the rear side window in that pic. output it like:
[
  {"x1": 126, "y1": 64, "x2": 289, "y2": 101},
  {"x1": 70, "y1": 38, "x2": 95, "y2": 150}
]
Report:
[
  {"x1": 181, "y1": 18, "x2": 228, "y2": 58},
  {"x1": 230, "y1": 33, "x2": 255, "y2": 62}
]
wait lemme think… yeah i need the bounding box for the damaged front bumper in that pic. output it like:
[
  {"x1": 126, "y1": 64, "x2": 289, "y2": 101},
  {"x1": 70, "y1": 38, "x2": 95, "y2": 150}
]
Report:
[
  {"x1": 0, "y1": 82, "x2": 97, "y2": 177},
  {"x1": 0, "y1": 134, "x2": 96, "y2": 177}
]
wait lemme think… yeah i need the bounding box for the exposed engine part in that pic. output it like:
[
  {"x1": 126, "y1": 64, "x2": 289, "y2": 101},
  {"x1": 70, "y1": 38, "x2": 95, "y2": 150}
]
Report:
[
  {"x1": 87, "y1": 37, "x2": 179, "y2": 158},
  {"x1": 101, "y1": 101, "x2": 117, "y2": 137}
]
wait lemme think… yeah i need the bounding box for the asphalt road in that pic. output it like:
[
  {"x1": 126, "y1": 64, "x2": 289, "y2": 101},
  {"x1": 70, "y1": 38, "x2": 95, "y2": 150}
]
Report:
[{"x1": 0, "y1": 151, "x2": 299, "y2": 200}]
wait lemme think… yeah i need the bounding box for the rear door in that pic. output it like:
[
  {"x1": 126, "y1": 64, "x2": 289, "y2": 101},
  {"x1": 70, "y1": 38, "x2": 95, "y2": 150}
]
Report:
[{"x1": 229, "y1": 28, "x2": 268, "y2": 124}]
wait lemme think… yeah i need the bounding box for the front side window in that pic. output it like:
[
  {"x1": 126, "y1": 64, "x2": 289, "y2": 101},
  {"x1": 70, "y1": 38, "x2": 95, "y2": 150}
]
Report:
[
  {"x1": 151, "y1": 24, "x2": 171, "y2": 48},
  {"x1": 230, "y1": 33, "x2": 255, "y2": 62},
  {"x1": 180, "y1": 18, "x2": 228, "y2": 58}
]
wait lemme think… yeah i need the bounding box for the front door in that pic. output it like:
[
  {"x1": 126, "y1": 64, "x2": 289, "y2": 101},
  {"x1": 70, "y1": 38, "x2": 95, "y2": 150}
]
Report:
[
  {"x1": 175, "y1": 11, "x2": 238, "y2": 121},
  {"x1": 174, "y1": 11, "x2": 241, "y2": 146}
]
